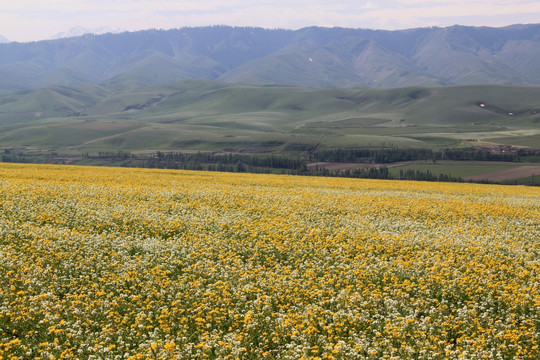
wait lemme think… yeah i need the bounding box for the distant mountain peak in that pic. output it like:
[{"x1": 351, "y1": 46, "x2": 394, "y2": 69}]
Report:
[
  {"x1": 50, "y1": 26, "x2": 126, "y2": 40},
  {"x1": 0, "y1": 34, "x2": 10, "y2": 43}
]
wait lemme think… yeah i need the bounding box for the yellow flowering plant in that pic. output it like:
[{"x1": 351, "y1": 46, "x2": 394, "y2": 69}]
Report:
[{"x1": 0, "y1": 163, "x2": 538, "y2": 359}]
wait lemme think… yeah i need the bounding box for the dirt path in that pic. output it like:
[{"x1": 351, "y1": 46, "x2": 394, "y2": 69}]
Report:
[{"x1": 463, "y1": 166, "x2": 540, "y2": 181}]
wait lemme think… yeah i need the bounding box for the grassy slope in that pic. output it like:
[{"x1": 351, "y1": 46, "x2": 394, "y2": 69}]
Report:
[{"x1": 0, "y1": 81, "x2": 539, "y2": 156}]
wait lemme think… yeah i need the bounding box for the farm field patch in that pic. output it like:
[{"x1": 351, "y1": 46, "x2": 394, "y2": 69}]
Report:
[
  {"x1": 0, "y1": 164, "x2": 539, "y2": 359},
  {"x1": 388, "y1": 160, "x2": 540, "y2": 180},
  {"x1": 463, "y1": 165, "x2": 540, "y2": 181}
]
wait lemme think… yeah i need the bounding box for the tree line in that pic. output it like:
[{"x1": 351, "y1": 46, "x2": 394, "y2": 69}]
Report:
[
  {"x1": 2, "y1": 146, "x2": 539, "y2": 184},
  {"x1": 310, "y1": 147, "x2": 530, "y2": 163}
]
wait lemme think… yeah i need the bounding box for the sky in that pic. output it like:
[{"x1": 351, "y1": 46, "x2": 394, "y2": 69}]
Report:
[{"x1": 1, "y1": 0, "x2": 539, "y2": 42}]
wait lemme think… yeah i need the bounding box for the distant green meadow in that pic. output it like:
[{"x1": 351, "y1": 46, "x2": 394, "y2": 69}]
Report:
[{"x1": 0, "y1": 81, "x2": 539, "y2": 182}]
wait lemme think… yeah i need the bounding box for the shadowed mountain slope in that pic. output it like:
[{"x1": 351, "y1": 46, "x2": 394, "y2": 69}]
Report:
[{"x1": 1, "y1": 24, "x2": 540, "y2": 91}]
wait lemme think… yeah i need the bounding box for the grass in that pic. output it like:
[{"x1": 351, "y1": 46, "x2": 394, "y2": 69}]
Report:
[
  {"x1": 387, "y1": 160, "x2": 536, "y2": 178},
  {"x1": 0, "y1": 81, "x2": 539, "y2": 168},
  {"x1": 502, "y1": 175, "x2": 538, "y2": 186},
  {"x1": 489, "y1": 133, "x2": 540, "y2": 147}
]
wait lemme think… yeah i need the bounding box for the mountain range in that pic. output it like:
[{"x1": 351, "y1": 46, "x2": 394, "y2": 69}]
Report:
[{"x1": 1, "y1": 24, "x2": 540, "y2": 91}]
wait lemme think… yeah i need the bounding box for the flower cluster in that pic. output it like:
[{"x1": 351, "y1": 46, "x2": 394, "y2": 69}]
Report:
[{"x1": 0, "y1": 163, "x2": 538, "y2": 359}]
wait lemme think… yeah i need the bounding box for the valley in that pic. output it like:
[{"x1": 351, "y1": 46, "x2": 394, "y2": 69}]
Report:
[{"x1": 0, "y1": 80, "x2": 539, "y2": 183}]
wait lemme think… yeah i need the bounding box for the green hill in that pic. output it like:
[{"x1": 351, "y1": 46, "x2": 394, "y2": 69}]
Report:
[{"x1": 1, "y1": 81, "x2": 539, "y2": 157}]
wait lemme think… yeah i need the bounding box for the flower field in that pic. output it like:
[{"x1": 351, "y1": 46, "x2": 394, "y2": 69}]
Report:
[{"x1": 0, "y1": 163, "x2": 539, "y2": 360}]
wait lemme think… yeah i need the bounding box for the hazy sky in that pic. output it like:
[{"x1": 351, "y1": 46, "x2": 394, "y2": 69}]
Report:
[{"x1": 1, "y1": 0, "x2": 539, "y2": 42}]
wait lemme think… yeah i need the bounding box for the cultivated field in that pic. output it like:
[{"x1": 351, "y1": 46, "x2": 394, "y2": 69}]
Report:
[
  {"x1": 387, "y1": 161, "x2": 540, "y2": 183},
  {"x1": 463, "y1": 166, "x2": 540, "y2": 182},
  {"x1": 0, "y1": 163, "x2": 539, "y2": 359}
]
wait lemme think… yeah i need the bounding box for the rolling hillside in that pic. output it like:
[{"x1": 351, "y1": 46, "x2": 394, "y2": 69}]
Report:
[
  {"x1": 1, "y1": 24, "x2": 540, "y2": 91},
  {"x1": 1, "y1": 81, "x2": 539, "y2": 156}
]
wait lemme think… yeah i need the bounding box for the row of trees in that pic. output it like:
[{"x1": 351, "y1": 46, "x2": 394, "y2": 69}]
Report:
[
  {"x1": 302, "y1": 167, "x2": 462, "y2": 182},
  {"x1": 135, "y1": 151, "x2": 466, "y2": 182},
  {"x1": 311, "y1": 147, "x2": 530, "y2": 163},
  {"x1": 145, "y1": 151, "x2": 307, "y2": 171},
  {"x1": 2, "y1": 146, "x2": 538, "y2": 184},
  {"x1": 139, "y1": 146, "x2": 537, "y2": 170}
]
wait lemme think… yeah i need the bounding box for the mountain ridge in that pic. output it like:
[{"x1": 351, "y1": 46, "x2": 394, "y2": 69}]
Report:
[{"x1": 1, "y1": 24, "x2": 540, "y2": 91}]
